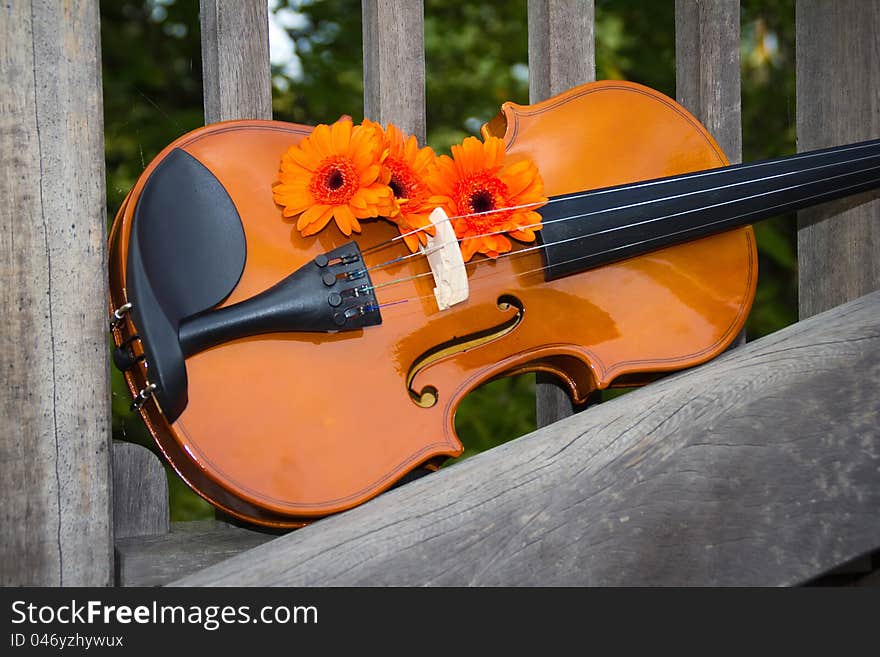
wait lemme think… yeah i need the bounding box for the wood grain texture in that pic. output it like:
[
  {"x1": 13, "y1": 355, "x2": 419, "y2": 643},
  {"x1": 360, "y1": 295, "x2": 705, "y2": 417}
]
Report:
[
  {"x1": 527, "y1": 0, "x2": 595, "y2": 102},
  {"x1": 172, "y1": 291, "x2": 880, "y2": 587},
  {"x1": 200, "y1": 0, "x2": 272, "y2": 123},
  {"x1": 527, "y1": 0, "x2": 596, "y2": 427},
  {"x1": 112, "y1": 442, "x2": 169, "y2": 540},
  {"x1": 362, "y1": 0, "x2": 426, "y2": 142},
  {"x1": 796, "y1": 0, "x2": 880, "y2": 319},
  {"x1": 116, "y1": 521, "x2": 274, "y2": 586},
  {"x1": 675, "y1": 0, "x2": 742, "y2": 164},
  {"x1": 0, "y1": 0, "x2": 112, "y2": 585}
]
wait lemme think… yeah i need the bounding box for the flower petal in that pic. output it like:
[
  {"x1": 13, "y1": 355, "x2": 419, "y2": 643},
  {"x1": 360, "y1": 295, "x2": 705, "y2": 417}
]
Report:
[
  {"x1": 459, "y1": 237, "x2": 479, "y2": 262},
  {"x1": 297, "y1": 203, "x2": 331, "y2": 231},
  {"x1": 310, "y1": 123, "x2": 334, "y2": 158},
  {"x1": 301, "y1": 205, "x2": 335, "y2": 236},
  {"x1": 359, "y1": 163, "x2": 381, "y2": 186},
  {"x1": 333, "y1": 204, "x2": 357, "y2": 236},
  {"x1": 331, "y1": 118, "x2": 353, "y2": 154}
]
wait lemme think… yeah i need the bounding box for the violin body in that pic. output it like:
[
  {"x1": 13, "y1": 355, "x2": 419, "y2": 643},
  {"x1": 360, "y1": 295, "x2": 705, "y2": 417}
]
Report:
[{"x1": 109, "y1": 81, "x2": 756, "y2": 527}]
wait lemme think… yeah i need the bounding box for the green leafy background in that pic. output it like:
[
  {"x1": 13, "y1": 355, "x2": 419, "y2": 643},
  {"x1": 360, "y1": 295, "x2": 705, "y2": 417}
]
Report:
[{"x1": 103, "y1": 0, "x2": 797, "y2": 521}]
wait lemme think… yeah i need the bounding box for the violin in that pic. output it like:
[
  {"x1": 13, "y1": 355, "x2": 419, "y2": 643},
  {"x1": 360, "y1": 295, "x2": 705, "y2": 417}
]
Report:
[{"x1": 109, "y1": 80, "x2": 880, "y2": 528}]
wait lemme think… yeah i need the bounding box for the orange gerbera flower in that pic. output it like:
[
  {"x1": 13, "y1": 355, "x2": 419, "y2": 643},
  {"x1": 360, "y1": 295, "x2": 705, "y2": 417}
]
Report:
[
  {"x1": 273, "y1": 118, "x2": 395, "y2": 237},
  {"x1": 426, "y1": 136, "x2": 547, "y2": 261},
  {"x1": 364, "y1": 119, "x2": 437, "y2": 252}
]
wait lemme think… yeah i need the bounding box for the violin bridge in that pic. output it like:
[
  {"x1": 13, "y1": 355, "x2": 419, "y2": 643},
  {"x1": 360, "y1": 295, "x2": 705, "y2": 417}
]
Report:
[{"x1": 422, "y1": 207, "x2": 469, "y2": 311}]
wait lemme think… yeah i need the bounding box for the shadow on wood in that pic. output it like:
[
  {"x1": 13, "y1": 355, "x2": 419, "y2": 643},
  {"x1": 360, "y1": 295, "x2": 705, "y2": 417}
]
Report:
[{"x1": 116, "y1": 521, "x2": 274, "y2": 586}]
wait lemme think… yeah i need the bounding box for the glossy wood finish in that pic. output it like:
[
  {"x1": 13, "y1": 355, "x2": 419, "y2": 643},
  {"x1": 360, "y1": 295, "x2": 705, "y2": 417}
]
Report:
[{"x1": 109, "y1": 81, "x2": 756, "y2": 527}]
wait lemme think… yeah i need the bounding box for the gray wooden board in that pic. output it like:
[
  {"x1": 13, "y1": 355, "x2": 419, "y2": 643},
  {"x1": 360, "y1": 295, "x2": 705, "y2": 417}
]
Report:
[
  {"x1": 116, "y1": 521, "x2": 275, "y2": 586},
  {"x1": 200, "y1": 0, "x2": 272, "y2": 123},
  {"x1": 172, "y1": 291, "x2": 880, "y2": 586},
  {"x1": 527, "y1": 0, "x2": 596, "y2": 428},
  {"x1": 0, "y1": 0, "x2": 112, "y2": 586},
  {"x1": 362, "y1": 0, "x2": 426, "y2": 142},
  {"x1": 112, "y1": 442, "x2": 170, "y2": 540},
  {"x1": 675, "y1": 0, "x2": 742, "y2": 164},
  {"x1": 796, "y1": 0, "x2": 880, "y2": 319}
]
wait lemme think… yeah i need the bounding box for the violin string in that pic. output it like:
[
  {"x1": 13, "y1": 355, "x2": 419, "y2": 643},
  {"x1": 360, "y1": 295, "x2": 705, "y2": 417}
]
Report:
[
  {"x1": 367, "y1": 251, "x2": 486, "y2": 293},
  {"x1": 359, "y1": 140, "x2": 880, "y2": 258},
  {"x1": 512, "y1": 172, "x2": 880, "y2": 282},
  {"x1": 527, "y1": 160, "x2": 880, "y2": 255},
  {"x1": 359, "y1": 149, "x2": 880, "y2": 279},
  {"x1": 364, "y1": 231, "x2": 520, "y2": 276},
  {"x1": 367, "y1": 169, "x2": 880, "y2": 310},
  {"x1": 364, "y1": 298, "x2": 410, "y2": 312},
  {"x1": 360, "y1": 199, "x2": 546, "y2": 256},
  {"x1": 368, "y1": 269, "x2": 435, "y2": 290},
  {"x1": 363, "y1": 158, "x2": 880, "y2": 282}
]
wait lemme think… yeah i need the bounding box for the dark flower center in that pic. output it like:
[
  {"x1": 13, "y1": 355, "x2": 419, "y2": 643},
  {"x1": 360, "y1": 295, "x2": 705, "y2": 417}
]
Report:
[
  {"x1": 385, "y1": 158, "x2": 426, "y2": 205},
  {"x1": 454, "y1": 170, "x2": 511, "y2": 232},
  {"x1": 326, "y1": 169, "x2": 345, "y2": 190},
  {"x1": 389, "y1": 176, "x2": 405, "y2": 198},
  {"x1": 311, "y1": 156, "x2": 359, "y2": 204},
  {"x1": 470, "y1": 190, "x2": 495, "y2": 214}
]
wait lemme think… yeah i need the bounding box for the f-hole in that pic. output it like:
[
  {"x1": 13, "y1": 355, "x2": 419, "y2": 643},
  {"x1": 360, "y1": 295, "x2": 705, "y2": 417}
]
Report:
[{"x1": 406, "y1": 295, "x2": 525, "y2": 408}]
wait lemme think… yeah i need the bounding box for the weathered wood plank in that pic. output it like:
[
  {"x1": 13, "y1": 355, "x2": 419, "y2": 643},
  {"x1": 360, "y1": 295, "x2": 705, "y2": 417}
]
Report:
[
  {"x1": 796, "y1": 0, "x2": 879, "y2": 318},
  {"x1": 200, "y1": 0, "x2": 272, "y2": 123},
  {"x1": 527, "y1": 0, "x2": 596, "y2": 428},
  {"x1": 0, "y1": 0, "x2": 112, "y2": 585},
  {"x1": 112, "y1": 442, "x2": 169, "y2": 540},
  {"x1": 362, "y1": 0, "x2": 426, "y2": 141},
  {"x1": 527, "y1": 0, "x2": 595, "y2": 102},
  {"x1": 675, "y1": 0, "x2": 742, "y2": 164},
  {"x1": 172, "y1": 291, "x2": 880, "y2": 587},
  {"x1": 116, "y1": 521, "x2": 274, "y2": 586}
]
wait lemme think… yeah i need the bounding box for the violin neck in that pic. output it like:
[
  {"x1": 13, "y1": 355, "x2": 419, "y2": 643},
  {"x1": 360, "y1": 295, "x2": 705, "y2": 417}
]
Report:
[{"x1": 538, "y1": 138, "x2": 880, "y2": 281}]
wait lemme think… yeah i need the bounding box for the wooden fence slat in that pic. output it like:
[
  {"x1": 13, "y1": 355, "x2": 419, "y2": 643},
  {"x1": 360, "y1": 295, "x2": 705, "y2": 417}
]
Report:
[
  {"x1": 675, "y1": 0, "x2": 742, "y2": 165},
  {"x1": 362, "y1": 0, "x2": 426, "y2": 142},
  {"x1": 172, "y1": 290, "x2": 880, "y2": 587},
  {"x1": 527, "y1": 0, "x2": 596, "y2": 102},
  {"x1": 0, "y1": 0, "x2": 111, "y2": 585},
  {"x1": 796, "y1": 0, "x2": 880, "y2": 319},
  {"x1": 675, "y1": 0, "x2": 746, "y2": 350},
  {"x1": 527, "y1": 0, "x2": 596, "y2": 428},
  {"x1": 112, "y1": 442, "x2": 169, "y2": 540},
  {"x1": 200, "y1": 0, "x2": 273, "y2": 123}
]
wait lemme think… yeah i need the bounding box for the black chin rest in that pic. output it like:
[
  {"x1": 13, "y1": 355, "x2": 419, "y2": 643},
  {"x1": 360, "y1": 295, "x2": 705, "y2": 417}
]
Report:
[{"x1": 126, "y1": 148, "x2": 246, "y2": 422}]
